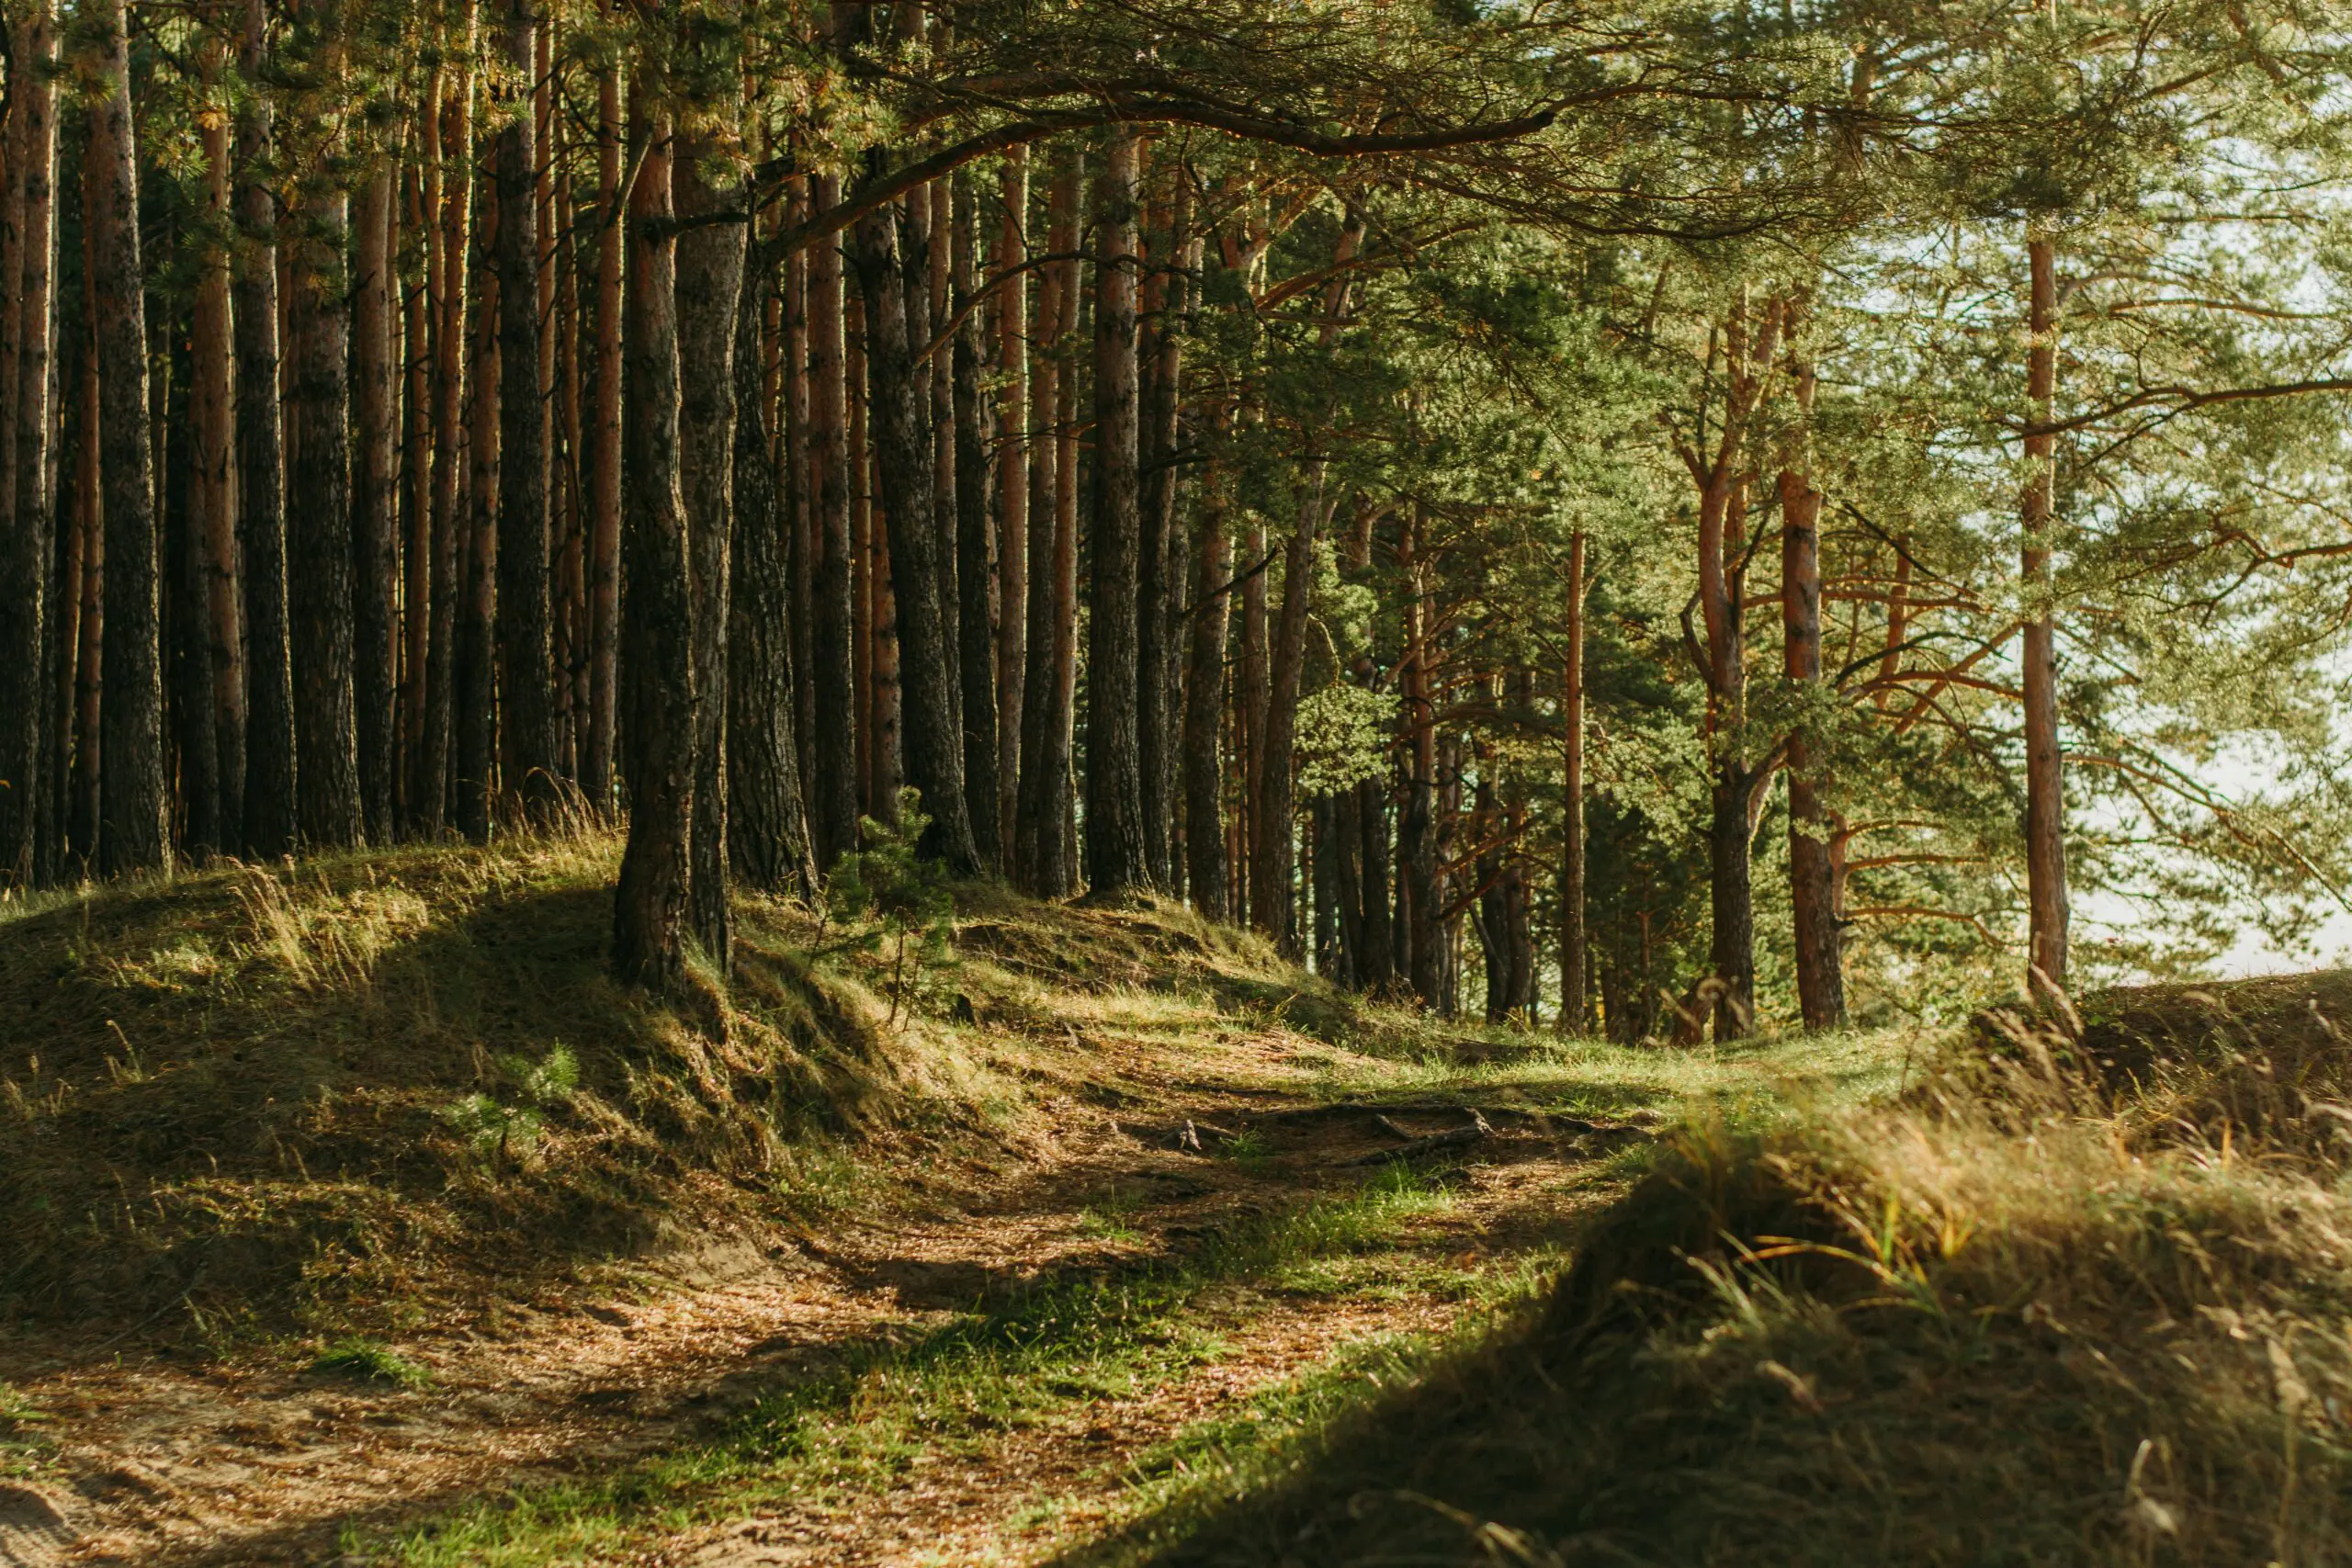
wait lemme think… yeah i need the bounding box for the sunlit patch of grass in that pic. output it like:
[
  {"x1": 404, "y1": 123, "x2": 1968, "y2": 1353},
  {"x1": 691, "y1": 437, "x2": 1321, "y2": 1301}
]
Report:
[
  {"x1": 311, "y1": 1337, "x2": 435, "y2": 1388},
  {"x1": 369, "y1": 1171, "x2": 1463, "y2": 1566}
]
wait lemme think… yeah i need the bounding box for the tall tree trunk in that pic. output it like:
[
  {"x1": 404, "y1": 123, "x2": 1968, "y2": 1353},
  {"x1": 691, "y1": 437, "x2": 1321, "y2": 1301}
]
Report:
[
  {"x1": 1237, "y1": 517, "x2": 1268, "y2": 921},
  {"x1": 69, "y1": 269, "x2": 102, "y2": 867},
  {"x1": 614, "y1": 87, "x2": 694, "y2": 989},
  {"x1": 168, "y1": 346, "x2": 221, "y2": 859},
  {"x1": 808, "y1": 184, "x2": 858, "y2": 867},
  {"x1": 1780, "y1": 354, "x2": 1844, "y2": 1030},
  {"x1": 1558, "y1": 532, "x2": 1587, "y2": 1033},
  {"x1": 951, "y1": 170, "x2": 1000, "y2": 870},
  {"x1": 355, "y1": 164, "x2": 400, "y2": 844},
  {"x1": 194, "y1": 40, "x2": 243, "y2": 853},
  {"x1": 1688, "y1": 290, "x2": 1781, "y2": 1041},
  {"x1": 675, "y1": 113, "x2": 742, "y2": 961},
  {"x1": 1084, "y1": 128, "x2": 1148, "y2": 898},
  {"x1": 783, "y1": 175, "x2": 814, "y2": 805},
  {"x1": 1182, "y1": 451, "x2": 1231, "y2": 919},
  {"x1": 85, "y1": 0, "x2": 167, "y2": 874},
  {"x1": 1355, "y1": 769, "x2": 1393, "y2": 989},
  {"x1": 729, "y1": 244, "x2": 815, "y2": 897},
  {"x1": 2021, "y1": 228, "x2": 2067, "y2": 995},
  {"x1": 495, "y1": 0, "x2": 555, "y2": 819},
  {"x1": 0, "y1": 4, "x2": 56, "y2": 885},
  {"x1": 1014, "y1": 149, "x2": 1077, "y2": 895},
  {"x1": 422, "y1": 39, "x2": 475, "y2": 836},
  {"x1": 850, "y1": 196, "x2": 978, "y2": 873},
  {"x1": 401, "y1": 123, "x2": 434, "y2": 827},
  {"x1": 457, "y1": 159, "x2": 500, "y2": 842},
  {"x1": 993, "y1": 146, "x2": 1027, "y2": 866},
  {"x1": 1136, "y1": 173, "x2": 1190, "y2": 892},
  {"x1": 1398, "y1": 508, "x2": 1441, "y2": 1009},
  {"x1": 582, "y1": 22, "x2": 622, "y2": 812},
  {"x1": 288, "y1": 160, "x2": 362, "y2": 850}
]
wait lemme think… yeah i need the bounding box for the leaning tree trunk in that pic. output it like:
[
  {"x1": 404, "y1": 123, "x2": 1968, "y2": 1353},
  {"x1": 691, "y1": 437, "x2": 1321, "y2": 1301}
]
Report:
[
  {"x1": 2021, "y1": 227, "x2": 2068, "y2": 995},
  {"x1": 729, "y1": 244, "x2": 816, "y2": 897},
  {"x1": 614, "y1": 88, "x2": 694, "y2": 990},
  {"x1": 675, "y1": 116, "x2": 742, "y2": 963},
  {"x1": 496, "y1": 0, "x2": 556, "y2": 820},
  {"x1": 1083, "y1": 128, "x2": 1149, "y2": 898},
  {"x1": 85, "y1": 0, "x2": 167, "y2": 875},
  {"x1": 355, "y1": 164, "x2": 401, "y2": 844},
  {"x1": 850, "y1": 196, "x2": 979, "y2": 874}
]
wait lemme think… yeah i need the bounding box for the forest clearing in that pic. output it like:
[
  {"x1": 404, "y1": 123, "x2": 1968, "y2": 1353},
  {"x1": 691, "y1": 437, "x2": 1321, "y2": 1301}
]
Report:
[{"x1": 5, "y1": 0, "x2": 2352, "y2": 1561}]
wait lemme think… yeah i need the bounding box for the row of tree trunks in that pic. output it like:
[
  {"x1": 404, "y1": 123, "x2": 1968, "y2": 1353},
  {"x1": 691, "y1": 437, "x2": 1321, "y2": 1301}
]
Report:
[{"x1": 0, "y1": 0, "x2": 57, "y2": 886}]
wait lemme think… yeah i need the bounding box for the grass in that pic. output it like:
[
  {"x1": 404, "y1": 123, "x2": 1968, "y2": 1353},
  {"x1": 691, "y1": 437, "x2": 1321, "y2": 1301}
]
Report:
[
  {"x1": 1048, "y1": 988, "x2": 2352, "y2": 1567},
  {"x1": 0, "y1": 827, "x2": 1452, "y2": 1347},
  {"x1": 369, "y1": 1167, "x2": 1459, "y2": 1566},
  {"x1": 310, "y1": 1337, "x2": 436, "y2": 1388}
]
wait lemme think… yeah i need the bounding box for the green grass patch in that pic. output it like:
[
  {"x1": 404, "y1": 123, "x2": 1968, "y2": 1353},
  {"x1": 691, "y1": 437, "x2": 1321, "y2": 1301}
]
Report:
[
  {"x1": 368, "y1": 1168, "x2": 1455, "y2": 1565},
  {"x1": 311, "y1": 1337, "x2": 435, "y2": 1388}
]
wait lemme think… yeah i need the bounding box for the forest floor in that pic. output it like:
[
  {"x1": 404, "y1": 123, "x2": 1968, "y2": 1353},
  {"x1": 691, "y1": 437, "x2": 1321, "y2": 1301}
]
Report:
[
  {"x1": 0, "y1": 832, "x2": 1896, "y2": 1567},
  {"x1": 14, "y1": 837, "x2": 2349, "y2": 1567}
]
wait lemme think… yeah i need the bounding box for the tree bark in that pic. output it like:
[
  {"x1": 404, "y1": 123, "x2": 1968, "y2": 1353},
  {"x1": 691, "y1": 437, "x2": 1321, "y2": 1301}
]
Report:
[
  {"x1": 1237, "y1": 517, "x2": 1268, "y2": 921},
  {"x1": 68, "y1": 269, "x2": 101, "y2": 868},
  {"x1": 0, "y1": 4, "x2": 56, "y2": 884},
  {"x1": 287, "y1": 158, "x2": 361, "y2": 849},
  {"x1": 2022, "y1": 228, "x2": 2067, "y2": 995},
  {"x1": 951, "y1": 171, "x2": 1001, "y2": 870},
  {"x1": 1558, "y1": 532, "x2": 1587, "y2": 1032},
  {"x1": 1780, "y1": 355, "x2": 1844, "y2": 1030},
  {"x1": 729, "y1": 242, "x2": 816, "y2": 897},
  {"x1": 1014, "y1": 149, "x2": 1078, "y2": 895},
  {"x1": 191, "y1": 39, "x2": 243, "y2": 854},
  {"x1": 1136, "y1": 174, "x2": 1190, "y2": 892},
  {"x1": 783, "y1": 176, "x2": 816, "y2": 805},
  {"x1": 1084, "y1": 128, "x2": 1148, "y2": 899},
  {"x1": 993, "y1": 147, "x2": 1027, "y2": 866},
  {"x1": 850, "y1": 195, "x2": 979, "y2": 873},
  {"x1": 495, "y1": 0, "x2": 555, "y2": 820},
  {"x1": 808, "y1": 182, "x2": 859, "y2": 867},
  {"x1": 614, "y1": 91, "x2": 694, "y2": 990},
  {"x1": 85, "y1": 0, "x2": 167, "y2": 874},
  {"x1": 355, "y1": 164, "x2": 401, "y2": 844},
  {"x1": 457, "y1": 156, "x2": 500, "y2": 842},
  {"x1": 676, "y1": 113, "x2": 742, "y2": 961},
  {"x1": 1182, "y1": 446, "x2": 1231, "y2": 920},
  {"x1": 582, "y1": 23, "x2": 622, "y2": 813},
  {"x1": 1398, "y1": 508, "x2": 1442, "y2": 1010},
  {"x1": 421, "y1": 39, "x2": 475, "y2": 837}
]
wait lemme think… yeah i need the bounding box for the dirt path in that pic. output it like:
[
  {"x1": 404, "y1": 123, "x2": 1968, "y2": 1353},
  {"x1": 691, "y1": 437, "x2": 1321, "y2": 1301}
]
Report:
[{"x1": 0, "y1": 1095, "x2": 1614, "y2": 1568}]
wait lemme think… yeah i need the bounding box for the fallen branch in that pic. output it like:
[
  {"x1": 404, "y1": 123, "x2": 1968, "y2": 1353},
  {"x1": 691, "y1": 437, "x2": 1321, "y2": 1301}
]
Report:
[{"x1": 1349, "y1": 1111, "x2": 1493, "y2": 1165}]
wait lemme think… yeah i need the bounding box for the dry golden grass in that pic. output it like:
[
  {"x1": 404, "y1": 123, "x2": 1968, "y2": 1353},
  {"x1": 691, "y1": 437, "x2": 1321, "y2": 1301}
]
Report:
[{"x1": 1069, "y1": 983, "x2": 2352, "y2": 1567}]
